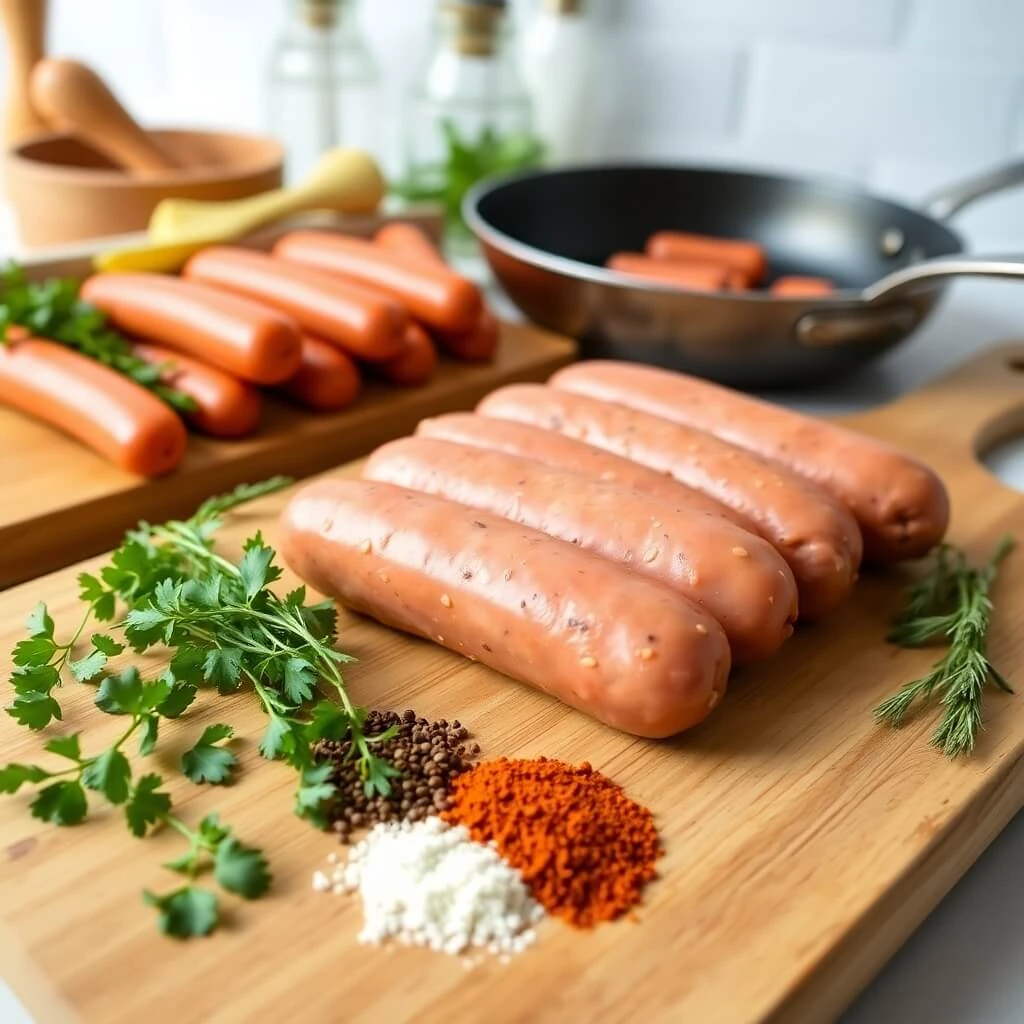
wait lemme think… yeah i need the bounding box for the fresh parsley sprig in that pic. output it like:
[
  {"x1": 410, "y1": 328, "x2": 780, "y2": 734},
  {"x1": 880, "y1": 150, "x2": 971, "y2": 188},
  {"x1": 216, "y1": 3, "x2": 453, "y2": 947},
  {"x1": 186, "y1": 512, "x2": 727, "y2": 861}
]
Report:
[
  {"x1": 3, "y1": 477, "x2": 394, "y2": 936},
  {"x1": 0, "y1": 263, "x2": 195, "y2": 413},
  {"x1": 874, "y1": 535, "x2": 1015, "y2": 757}
]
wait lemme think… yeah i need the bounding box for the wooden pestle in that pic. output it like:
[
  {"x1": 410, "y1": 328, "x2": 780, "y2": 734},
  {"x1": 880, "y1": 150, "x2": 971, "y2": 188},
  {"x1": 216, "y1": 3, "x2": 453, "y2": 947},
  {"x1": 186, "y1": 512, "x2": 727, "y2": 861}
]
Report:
[
  {"x1": 29, "y1": 57, "x2": 179, "y2": 175},
  {"x1": 0, "y1": 0, "x2": 49, "y2": 146}
]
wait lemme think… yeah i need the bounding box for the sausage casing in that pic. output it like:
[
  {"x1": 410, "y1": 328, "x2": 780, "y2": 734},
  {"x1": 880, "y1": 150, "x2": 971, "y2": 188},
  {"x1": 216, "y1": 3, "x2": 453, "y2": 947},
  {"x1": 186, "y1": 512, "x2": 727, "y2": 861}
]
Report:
[
  {"x1": 549, "y1": 360, "x2": 949, "y2": 562},
  {"x1": 477, "y1": 384, "x2": 863, "y2": 619},
  {"x1": 278, "y1": 478, "x2": 732, "y2": 738},
  {"x1": 363, "y1": 437, "x2": 798, "y2": 662}
]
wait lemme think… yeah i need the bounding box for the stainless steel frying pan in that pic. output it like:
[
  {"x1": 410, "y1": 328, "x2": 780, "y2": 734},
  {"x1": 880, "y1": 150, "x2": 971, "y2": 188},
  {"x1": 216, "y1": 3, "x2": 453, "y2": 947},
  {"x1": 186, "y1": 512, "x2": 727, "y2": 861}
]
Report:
[{"x1": 464, "y1": 160, "x2": 1024, "y2": 388}]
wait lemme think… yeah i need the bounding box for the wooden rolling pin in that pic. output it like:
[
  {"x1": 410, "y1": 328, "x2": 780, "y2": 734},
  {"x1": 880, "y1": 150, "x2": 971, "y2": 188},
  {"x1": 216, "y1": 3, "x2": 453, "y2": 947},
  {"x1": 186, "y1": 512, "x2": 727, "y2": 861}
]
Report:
[
  {"x1": 0, "y1": 0, "x2": 49, "y2": 146},
  {"x1": 29, "y1": 57, "x2": 179, "y2": 174}
]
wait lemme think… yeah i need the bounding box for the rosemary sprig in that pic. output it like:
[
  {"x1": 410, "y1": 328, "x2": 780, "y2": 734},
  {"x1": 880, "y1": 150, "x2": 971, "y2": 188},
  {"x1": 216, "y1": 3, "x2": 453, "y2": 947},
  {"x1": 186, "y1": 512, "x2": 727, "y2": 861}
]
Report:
[{"x1": 874, "y1": 535, "x2": 1015, "y2": 757}]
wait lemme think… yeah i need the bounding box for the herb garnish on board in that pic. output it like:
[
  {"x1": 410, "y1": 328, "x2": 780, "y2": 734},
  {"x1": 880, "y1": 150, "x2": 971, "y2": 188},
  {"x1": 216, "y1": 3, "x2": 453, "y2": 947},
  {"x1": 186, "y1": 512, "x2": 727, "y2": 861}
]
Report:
[
  {"x1": 0, "y1": 263, "x2": 195, "y2": 413},
  {"x1": 2, "y1": 479, "x2": 397, "y2": 937},
  {"x1": 875, "y1": 535, "x2": 1015, "y2": 757}
]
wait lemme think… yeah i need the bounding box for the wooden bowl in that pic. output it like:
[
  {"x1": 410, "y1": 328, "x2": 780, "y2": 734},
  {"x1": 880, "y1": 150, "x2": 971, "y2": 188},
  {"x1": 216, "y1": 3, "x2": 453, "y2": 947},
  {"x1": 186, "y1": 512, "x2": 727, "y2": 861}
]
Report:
[{"x1": 4, "y1": 128, "x2": 284, "y2": 248}]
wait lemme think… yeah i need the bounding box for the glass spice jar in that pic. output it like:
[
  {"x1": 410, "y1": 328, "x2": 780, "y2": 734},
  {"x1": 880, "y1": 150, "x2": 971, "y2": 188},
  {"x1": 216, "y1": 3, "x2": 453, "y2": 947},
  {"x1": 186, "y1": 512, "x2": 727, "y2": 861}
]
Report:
[
  {"x1": 396, "y1": 0, "x2": 542, "y2": 247},
  {"x1": 265, "y1": 0, "x2": 382, "y2": 183}
]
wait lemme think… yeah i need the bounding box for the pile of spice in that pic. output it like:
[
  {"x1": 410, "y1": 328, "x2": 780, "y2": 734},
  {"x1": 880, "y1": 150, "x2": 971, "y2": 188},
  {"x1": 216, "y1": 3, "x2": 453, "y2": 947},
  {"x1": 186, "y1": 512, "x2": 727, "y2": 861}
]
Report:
[
  {"x1": 315, "y1": 816, "x2": 545, "y2": 958},
  {"x1": 442, "y1": 757, "x2": 662, "y2": 927},
  {"x1": 313, "y1": 709, "x2": 480, "y2": 841}
]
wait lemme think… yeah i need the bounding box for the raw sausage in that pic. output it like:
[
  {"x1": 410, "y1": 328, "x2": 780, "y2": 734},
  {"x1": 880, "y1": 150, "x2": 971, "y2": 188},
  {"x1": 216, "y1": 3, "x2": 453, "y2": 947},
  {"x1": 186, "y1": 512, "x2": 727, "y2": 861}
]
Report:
[
  {"x1": 477, "y1": 384, "x2": 863, "y2": 618},
  {"x1": 278, "y1": 478, "x2": 732, "y2": 738},
  {"x1": 549, "y1": 361, "x2": 948, "y2": 562},
  {"x1": 80, "y1": 272, "x2": 303, "y2": 385},
  {"x1": 279, "y1": 335, "x2": 362, "y2": 412},
  {"x1": 0, "y1": 336, "x2": 187, "y2": 476},
  {"x1": 607, "y1": 253, "x2": 745, "y2": 292},
  {"x1": 374, "y1": 222, "x2": 499, "y2": 362},
  {"x1": 363, "y1": 437, "x2": 798, "y2": 663},
  {"x1": 770, "y1": 276, "x2": 834, "y2": 297},
  {"x1": 183, "y1": 246, "x2": 407, "y2": 362},
  {"x1": 132, "y1": 341, "x2": 261, "y2": 438},
  {"x1": 416, "y1": 412, "x2": 736, "y2": 520},
  {"x1": 373, "y1": 322, "x2": 438, "y2": 387},
  {"x1": 644, "y1": 231, "x2": 767, "y2": 286},
  {"x1": 274, "y1": 231, "x2": 483, "y2": 333}
]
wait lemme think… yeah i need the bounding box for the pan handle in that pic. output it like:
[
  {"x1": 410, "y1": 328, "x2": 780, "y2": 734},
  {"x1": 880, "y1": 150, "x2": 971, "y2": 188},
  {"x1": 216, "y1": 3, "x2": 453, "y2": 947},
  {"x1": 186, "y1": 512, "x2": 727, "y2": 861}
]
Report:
[
  {"x1": 862, "y1": 254, "x2": 1024, "y2": 304},
  {"x1": 921, "y1": 160, "x2": 1024, "y2": 220}
]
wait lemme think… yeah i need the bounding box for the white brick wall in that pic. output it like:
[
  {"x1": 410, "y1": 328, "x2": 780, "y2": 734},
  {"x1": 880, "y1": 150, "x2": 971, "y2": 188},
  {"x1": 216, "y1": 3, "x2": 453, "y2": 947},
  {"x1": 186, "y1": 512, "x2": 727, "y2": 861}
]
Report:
[{"x1": 1, "y1": 0, "x2": 1023, "y2": 248}]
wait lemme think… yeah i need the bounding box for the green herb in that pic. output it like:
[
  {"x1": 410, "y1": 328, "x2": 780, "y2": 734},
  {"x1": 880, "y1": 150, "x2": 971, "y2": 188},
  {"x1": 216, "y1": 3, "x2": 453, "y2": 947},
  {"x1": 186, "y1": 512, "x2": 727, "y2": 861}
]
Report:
[
  {"x1": 392, "y1": 120, "x2": 544, "y2": 236},
  {"x1": 2, "y1": 476, "x2": 387, "y2": 937},
  {"x1": 0, "y1": 263, "x2": 195, "y2": 413},
  {"x1": 874, "y1": 536, "x2": 1015, "y2": 757}
]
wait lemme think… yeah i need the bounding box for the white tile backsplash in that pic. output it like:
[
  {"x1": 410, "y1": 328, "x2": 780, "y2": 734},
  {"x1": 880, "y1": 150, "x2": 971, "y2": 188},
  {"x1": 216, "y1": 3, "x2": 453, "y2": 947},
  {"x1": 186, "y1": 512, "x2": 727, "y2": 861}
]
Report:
[
  {"x1": 614, "y1": 0, "x2": 905, "y2": 48},
  {"x1": 1, "y1": 0, "x2": 1023, "y2": 252}
]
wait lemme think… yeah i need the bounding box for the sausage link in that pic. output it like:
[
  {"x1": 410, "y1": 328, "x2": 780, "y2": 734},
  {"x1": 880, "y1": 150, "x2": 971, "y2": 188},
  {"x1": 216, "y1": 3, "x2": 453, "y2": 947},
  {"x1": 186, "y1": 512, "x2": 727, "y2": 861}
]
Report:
[
  {"x1": 363, "y1": 437, "x2": 798, "y2": 663},
  {"x1": 607, "y1": 253, "x2": 745, "y2": 292},
  {"x1": 372, "y1": 322, "x2": 438, "y2": 387},
  {"x1": 278, "y1": 335, "x2": 362, "y2": 412},
  {"x1": 274, "y1": 231, "x2": 483, "y2": 333},
  {"x1": 416, "y1": 412, "x2": 735, "y2": 520},
  {"x1": 644, "y1": 231, "x2": 767, "y2": 286},
  {"x1": 278, "y1": 478, "x2": 731, "y2": 738},
  {"x1": 80, "y1": 272, "x2": 303, "y2": 385},
  {"x1": 373, "y1": 222, "x2": 499, "y2": 362},
  {"x1": 477, "y1": 384, "x2": 863, "y2": 618},
  {"x1": 183, "y1": 246, "x2": 407, "y2": 362},
  {"x1": 769, "y1": 276, "x2": 834, "y2": 297},
  {"x1": 550, "y1": 361, "x2": 948, "y2": 562},
  {"x1": 132, "y1": 341, "x2": 261, "y2": 438},
  {"x1": 0, "y1": 336, "x2": 187, "y2": 476}
]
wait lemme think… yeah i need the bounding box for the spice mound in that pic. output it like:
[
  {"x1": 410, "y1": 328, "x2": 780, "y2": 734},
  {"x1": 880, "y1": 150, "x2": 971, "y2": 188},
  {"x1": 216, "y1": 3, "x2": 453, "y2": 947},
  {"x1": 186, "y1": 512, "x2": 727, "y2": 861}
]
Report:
[
  {"x1": 442, "y1": 757, "x2": 661, "y2": 927},
  {"x1": 320, "y1": 816, "x2": 544, "y2": 957},
  {"x1": 314, "y1": 709, "x2": 480, "y2": 840}
]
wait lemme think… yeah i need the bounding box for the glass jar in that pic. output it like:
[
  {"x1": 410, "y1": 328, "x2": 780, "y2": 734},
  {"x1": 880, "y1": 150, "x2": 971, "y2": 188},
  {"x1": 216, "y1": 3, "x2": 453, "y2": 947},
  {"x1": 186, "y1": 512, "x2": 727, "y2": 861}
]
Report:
[
  {"x1": 265, "y1": 0, "x2": 382, "y2": 183},
  {"x1": 397, "y1": 0, "x2": 541, "y2": 244}
]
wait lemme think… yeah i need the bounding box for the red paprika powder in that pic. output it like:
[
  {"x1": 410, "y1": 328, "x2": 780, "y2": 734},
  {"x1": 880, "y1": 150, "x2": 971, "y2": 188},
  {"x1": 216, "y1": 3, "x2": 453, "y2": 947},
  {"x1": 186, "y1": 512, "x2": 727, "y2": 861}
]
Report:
[{"x1": 442, "y1": 757, "x2": 661, "y2": 927}]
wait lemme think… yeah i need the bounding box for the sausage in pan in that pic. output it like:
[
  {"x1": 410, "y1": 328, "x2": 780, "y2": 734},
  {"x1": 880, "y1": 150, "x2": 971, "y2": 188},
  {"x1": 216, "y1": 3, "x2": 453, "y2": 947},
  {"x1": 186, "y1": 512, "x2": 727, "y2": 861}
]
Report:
[{"x1": 278, "y1": 478, "x2": 732, "y2": 738}]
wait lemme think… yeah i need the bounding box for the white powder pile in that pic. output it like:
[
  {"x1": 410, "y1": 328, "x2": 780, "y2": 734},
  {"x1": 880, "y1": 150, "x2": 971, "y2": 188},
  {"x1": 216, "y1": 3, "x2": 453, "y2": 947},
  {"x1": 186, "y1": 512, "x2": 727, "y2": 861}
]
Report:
[{"x1": 313, "y1": 815, "x2": 544, "y2": 957}]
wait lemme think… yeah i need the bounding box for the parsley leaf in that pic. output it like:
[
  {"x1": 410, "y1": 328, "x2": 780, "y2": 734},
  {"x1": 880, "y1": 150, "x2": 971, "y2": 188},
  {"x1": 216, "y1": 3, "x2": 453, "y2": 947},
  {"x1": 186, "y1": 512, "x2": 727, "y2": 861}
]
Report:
[
  {"x1": 81, "y1": 749, "x2": 132, "y2": 805},
  {"x1": 294, "y1": 763, "x2": 335, "y2": 825},
  {"x1": 283, "y1": 658, "x2": 317, "y2": 705},
  {"x1": 70, "y1": 647, "x2": 108, "y2": 682},
  {"x1": 0, "y1": 763, "x2": 51, "y2": 794},
  {"x1": 203, "y1": 649, "x2": 244, "y2": 693},
  {"x1": 144, "y1": 886, "x2": 219, "y2": 939},
  {"x1": 30, "y1": 780, "x2": 88, "y2": 825},
  {"x1": 26, "y1": 602, "x2": 54, "y2": 638},
  {"x1": 214, "y1": 838, "x2": 272, "y2": 899},
  {"x1": 138, "y1": 715, "x2": 160, "y2": 757},
  {"x1": 181, "y1": 725, "x2": 237, "y2": 785},
  {"x1": 156, "y1": 682, "x2": 197, "y2": 719},
  {"x1": 7, "y1": 692, "x2": 62, "y2": 730},
  {"x1": 44, "y1": 734, "x2": 82, "y2": 762},
  {"x1": 12, "y1": 636, "x2": 56, "y2": 666},
  {"x1": 125, "y1": 774, "x2": 172, "y2": 838}
]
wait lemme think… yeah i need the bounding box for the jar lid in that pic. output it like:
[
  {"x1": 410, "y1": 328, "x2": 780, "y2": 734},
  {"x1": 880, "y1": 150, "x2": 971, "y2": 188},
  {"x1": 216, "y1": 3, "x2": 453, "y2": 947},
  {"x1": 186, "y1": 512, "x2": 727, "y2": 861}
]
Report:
[
  {"x1": 443, "y1": 1, "x2": 505, "y2": 56},
  {"x1": 544, "y1": 0, "x2": 582, "y2": 11}
]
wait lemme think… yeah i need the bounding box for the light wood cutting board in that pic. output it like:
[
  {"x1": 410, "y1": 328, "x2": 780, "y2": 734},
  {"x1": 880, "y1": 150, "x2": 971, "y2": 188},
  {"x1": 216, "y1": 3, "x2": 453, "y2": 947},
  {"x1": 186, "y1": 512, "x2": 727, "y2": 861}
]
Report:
[
  {"x1": 0, "y1": 344, "x2": 1022, "y2": 1024},
  {"x1": 0, "y1": 209, "x2": 576, "y2": 588}
]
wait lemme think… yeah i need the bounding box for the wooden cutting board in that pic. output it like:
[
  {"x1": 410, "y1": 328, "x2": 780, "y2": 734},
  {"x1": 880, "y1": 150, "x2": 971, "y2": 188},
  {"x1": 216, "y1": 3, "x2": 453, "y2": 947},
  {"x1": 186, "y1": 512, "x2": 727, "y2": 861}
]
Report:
[
  {"x1": 0, "y1": 321, "x2": 575, "y2": 589},
  {"x1": 0, "y1": 344, "x2": 1022, "y2": 1024}
]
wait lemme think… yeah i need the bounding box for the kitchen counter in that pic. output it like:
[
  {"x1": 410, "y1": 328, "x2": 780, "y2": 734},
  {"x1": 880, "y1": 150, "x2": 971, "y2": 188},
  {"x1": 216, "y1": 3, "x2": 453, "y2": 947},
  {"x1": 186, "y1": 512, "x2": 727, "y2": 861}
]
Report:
[{"x1": 1, "y1": 275, "x2": 1022, "y2": 1024}]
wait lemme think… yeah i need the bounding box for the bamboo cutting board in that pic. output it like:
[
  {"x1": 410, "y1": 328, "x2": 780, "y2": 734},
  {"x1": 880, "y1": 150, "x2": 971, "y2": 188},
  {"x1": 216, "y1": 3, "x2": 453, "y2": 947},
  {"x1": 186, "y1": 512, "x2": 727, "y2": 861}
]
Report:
[{"x1": 0, "y1": 345, "x2": 1023, "y2": 1024}]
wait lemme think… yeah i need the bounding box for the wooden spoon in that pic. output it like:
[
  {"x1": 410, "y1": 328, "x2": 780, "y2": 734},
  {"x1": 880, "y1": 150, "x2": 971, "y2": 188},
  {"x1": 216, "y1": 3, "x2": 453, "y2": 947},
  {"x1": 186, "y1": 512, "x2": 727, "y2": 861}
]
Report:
[
  {"x1": 0, "y1": 0, "x2": 50, "y2": 146},
  {"x1": 29, "y1": 57, "x2": 179, "y2": 175}
]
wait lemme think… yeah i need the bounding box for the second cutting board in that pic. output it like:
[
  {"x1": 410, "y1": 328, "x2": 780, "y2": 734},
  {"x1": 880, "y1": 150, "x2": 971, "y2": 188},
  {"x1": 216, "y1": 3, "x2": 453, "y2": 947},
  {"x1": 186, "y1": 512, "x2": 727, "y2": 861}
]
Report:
[{"x1": 0, "y1": 211, "x2": 577, "y2": 588}]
